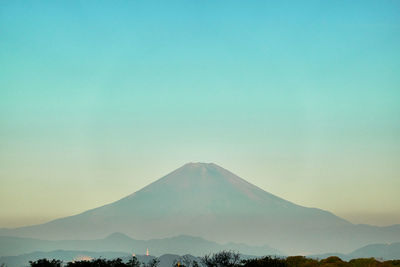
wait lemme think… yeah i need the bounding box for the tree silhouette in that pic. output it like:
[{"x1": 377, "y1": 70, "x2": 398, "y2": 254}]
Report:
[
  {"x1": 143, "y1": 258, "x2": 159, "y2": 267},
  {"x1": 127, "y1": 256, "x2": 141, "y2": 267},
  {"x1": 30, "y1": 259, "x2": 62, "y2": 267},
  {"x1": 242, "y1": 256, "x2": 287, "y2": 267},
  {"x1": 173, "y1": 255, "x2": 197, "y2": 267},
  {"x1": 201, "y1": 251, "x2": 241, "y2": 267},
  {"x1": 26, "y1": 255, "x2": 400, "y2": 267}
]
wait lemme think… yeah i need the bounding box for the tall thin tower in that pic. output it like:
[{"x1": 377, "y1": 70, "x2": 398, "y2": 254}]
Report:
[{"x1": 146, "y1": 248, "x2": 149, "y2": 256}]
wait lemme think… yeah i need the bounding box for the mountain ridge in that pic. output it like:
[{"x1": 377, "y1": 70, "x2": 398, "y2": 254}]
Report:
[
  {"x1": 310, "y1": 242, "x2": 400, "y2": 260},
  {"x1": 0, "y1": 232, "x2": 282, "y2": 257}
]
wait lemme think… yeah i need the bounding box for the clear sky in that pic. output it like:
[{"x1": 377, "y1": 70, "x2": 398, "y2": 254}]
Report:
[{"x1": 1, "y1": 0, "x2": 399, "y2": 228}]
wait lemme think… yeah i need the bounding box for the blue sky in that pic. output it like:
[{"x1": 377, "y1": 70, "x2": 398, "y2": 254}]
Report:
[{"x1": 1, "y1": 0, "x2": 400, "y2": 227}]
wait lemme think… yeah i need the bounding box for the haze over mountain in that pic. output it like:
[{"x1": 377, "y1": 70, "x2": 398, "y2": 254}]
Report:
[
  {"x1": 3, "y1": 242, "x2": 400, "y2": 267},
  {"x1": 1, "y1": 163, "x2": 399, "y2": 254},
  {"x1": 311, "y1": 242, "x2": 400, "y2": 261},
  {"x1": 0, "y1": 233, "x2": 281, "y2": 257}
]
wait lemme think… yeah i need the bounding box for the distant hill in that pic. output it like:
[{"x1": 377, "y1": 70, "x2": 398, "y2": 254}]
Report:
[
  {"x1": 0, "y1": 250, "x2": 132, "y2": 267},
  {"x1": 349, "y1": 242, "x2": 400, "y2": 259},
  {"x1": 310, "y1": 242, "x2": 400, "y2": 260},
  {"x1": 1, "y1": 163, "x2": 400, "y2": 254},
  {"x1": 2, "y1": 242, "x2": 400, "y2": 267},
  {"x1": 0, "y1": 233, "x2": 282, "y2": 257},
  {"x1": 0, "y1": 251, "x2": 242, "y2": 267}
]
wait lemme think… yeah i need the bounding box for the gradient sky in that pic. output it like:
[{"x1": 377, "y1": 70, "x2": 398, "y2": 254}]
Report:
[{"x1": 1, "y1": 0, "x2": 400, "y2": 228}]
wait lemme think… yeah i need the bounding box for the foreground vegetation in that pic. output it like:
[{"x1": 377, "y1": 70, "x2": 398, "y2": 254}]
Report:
[{"x1": 26, "y1": 251, "x2": 400, "y2": 267}]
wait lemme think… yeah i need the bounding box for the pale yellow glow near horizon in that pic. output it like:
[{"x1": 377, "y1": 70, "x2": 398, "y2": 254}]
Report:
[{"x1": 1, "y1": 157, "x2": 399, "y2": 228}]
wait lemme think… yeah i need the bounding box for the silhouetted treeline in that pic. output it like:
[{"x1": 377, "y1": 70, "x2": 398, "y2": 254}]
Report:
[
  {"x1": 29, "y1": 258, "x2": 159, "y2": 267},
  {"x1": 27, "y1": 251, "x2": 400, "y2": 267}
]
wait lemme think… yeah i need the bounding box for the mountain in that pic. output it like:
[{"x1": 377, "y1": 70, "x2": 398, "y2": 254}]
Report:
[
  {"x1": 1, "y1": 162, "x2": 400, "y2": 254},
  {"x1": 310, "y1": 242, "x2": 400, "y2": 260},
  {"x1": 348, "y1": 242, "x2": 400, "y2": 260},
  {"x1": 0, "y1": 233, "x2": 282, "y2": 257}
]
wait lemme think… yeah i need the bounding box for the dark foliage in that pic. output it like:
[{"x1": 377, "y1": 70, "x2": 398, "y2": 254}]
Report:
[
  {"x1": 66, "y1": 258, "x2": 128, "y2": 267},
  {"x1": 173, "y1": 255, "x2": 199, "y2": 267},
  {"x1": 202, "y1": 251, "x2": 241, "y2": 267},
  {"x1": 29, "y1": 259, "x2": 62, "y2": 267},
  {"x1": 29, "y1": 257, "x2": 158, "y2": 267},
  {"x1": 286, "y1": 256, "x2": 318, "y2": 267},
  {"x1": 242, "y1": 256, "x2": 287, "y2": 267},
  {"x1": 143, "y1": 258, "x2": 160, "y2": 267},
  {"x1": 27, "y1": 253, "x2": 400, "y2": 267},
  {"x1": 127, "y1": 257, "x2": 141, "y2": 267}
]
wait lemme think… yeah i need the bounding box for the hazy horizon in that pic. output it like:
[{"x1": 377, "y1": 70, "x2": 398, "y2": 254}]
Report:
[
  {"x1": 1, "y1": 161, "x2": 399, "y2": 229},
  {"x1": 1, "y1": 1, "x2": 400, "y2": 229}
]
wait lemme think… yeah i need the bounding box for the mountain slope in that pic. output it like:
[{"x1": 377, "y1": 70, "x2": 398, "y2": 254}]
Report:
[
  {"x1": 348, "y1": 242, "x2": 400, "y2": 260},
  {"x1": 1, "y1": 163, "x2": 400, "y2": 254},
  {"x1": 310, "y1": 242, "x2": 400, "y2": 260}
]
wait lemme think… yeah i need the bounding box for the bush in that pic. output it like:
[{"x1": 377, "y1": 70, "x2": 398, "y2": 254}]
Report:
[{"x1": 202, "y1": 251, "x2": 241, "y2": 267}]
